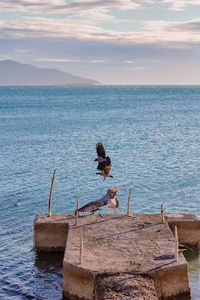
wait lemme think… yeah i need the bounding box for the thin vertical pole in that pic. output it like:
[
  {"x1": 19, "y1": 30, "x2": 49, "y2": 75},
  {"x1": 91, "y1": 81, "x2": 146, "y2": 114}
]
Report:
[
  {"x1": 48, "y1": 169, "x2": 56, "y2": 217},
  {"x1": 175, "y1": 225, "x2": 179, "y2": 262},
  {"x1": 80, "y1": 227, "x2": 83, "y2": 264},
  {"x1": 75, "y1": 198, "x2": 80, "y2": 226},
  {"x1": 127, "y1": 188, "x2": 132, "y2": 216},
  {"x1": 160, "y1": 204, "x2": 165, "y2": 223}
]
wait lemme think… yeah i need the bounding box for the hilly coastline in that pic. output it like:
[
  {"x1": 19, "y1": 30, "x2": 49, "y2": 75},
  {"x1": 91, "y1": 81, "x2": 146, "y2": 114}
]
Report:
[{"x1": 0, "y1": 60, "x2": 99, "y2": 86}]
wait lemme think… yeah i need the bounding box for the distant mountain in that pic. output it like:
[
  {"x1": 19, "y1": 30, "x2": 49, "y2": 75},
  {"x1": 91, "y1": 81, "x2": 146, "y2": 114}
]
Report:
[{"x1": 0, "y1": 60, "x2": 99, "y2": 86}]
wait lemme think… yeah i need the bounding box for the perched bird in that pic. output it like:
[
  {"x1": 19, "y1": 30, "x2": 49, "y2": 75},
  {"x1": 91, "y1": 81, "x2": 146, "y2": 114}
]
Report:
[
  {"x1": 75, "y1": 188, "x2": 124, "y2": 216},
  {"x1": 94, "y1": 143, "x2": 113, "y2": 179}
]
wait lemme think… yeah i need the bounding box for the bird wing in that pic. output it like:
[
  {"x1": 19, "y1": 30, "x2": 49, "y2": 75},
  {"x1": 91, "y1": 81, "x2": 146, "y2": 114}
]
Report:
[
  {"x1": 97, "y1": 156, "x2": 111, "y2": 172},
  {"x1": 106, "y1": 156, "x2": 111, "y2": 165},
  {"x1": 78, "y1": 196, "x2": 108, "y2": 213},
  {"x1": 96, "y1": 143, "x2": 106, "y2": 159},
  {"x1": 97, "y1": 161, "x2": 107, "y2": 171}
]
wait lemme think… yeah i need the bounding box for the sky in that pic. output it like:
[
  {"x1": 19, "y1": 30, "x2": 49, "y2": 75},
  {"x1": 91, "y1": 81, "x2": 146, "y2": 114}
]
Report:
[{"x1": 0, "y1": 0, "x2": 200, "y2": 84}]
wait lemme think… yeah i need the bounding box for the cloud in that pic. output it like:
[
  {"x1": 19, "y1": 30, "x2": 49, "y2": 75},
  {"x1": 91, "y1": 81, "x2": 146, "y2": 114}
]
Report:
[
  {"x1": 163, "y1": 0, "x2": 200, "y2": 11},
  {"x1": 0, "y1": 0, "x2": 152, "y2": 14},
  {"x1": 37, "y1": 57, "x2": 105, "y2": 63},
  {"x1": 174, "y1": 19, "x2": 200, "y2": 32},
  {"x1": 0, "y1": 17, "x2": 100, "y2": 39},
  {"x1": 143, "y1": 19, "x2": 200, "y2": 43},
  {"x1": 1, "y1": 15, "x2": 200, "y2": 46},
  {"x1": 1, "y1": 1, "x2": 200, "y2": 84},
  {"x1": 1, "y1": 0, "x2": 200, "y2": 46},
  {"x1": 124, "y1": 60, "x2": 135, "y2": 64},
  {"x1": 1, "y1": 0, "x2": 200, "y2": 15}
]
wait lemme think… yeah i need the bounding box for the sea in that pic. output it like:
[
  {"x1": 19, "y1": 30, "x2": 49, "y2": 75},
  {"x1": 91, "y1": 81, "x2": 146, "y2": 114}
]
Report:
[{"x1": 0, "y1": 86, "x2": 200, "y2": 299}]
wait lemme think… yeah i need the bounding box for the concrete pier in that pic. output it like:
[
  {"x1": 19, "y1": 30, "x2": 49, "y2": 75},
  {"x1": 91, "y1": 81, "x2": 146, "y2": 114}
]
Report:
[
  {"x1": 166, "y1": 214, "x2": 200, "y2": 248},
  {"x1": 34, "y1": 213, "x2": 200, "y2": 300},
  {"x1": 34, "y1": 214, "x2": 72, "y2": 251}
]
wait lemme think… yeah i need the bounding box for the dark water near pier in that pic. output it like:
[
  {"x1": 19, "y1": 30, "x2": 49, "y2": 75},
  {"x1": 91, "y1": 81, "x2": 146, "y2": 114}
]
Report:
[{"x1": 0, "y1": 86, "x2": 200, "y2": 299}]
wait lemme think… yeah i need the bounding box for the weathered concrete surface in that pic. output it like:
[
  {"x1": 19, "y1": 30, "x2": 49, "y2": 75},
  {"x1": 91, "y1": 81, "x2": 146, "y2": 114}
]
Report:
[
  {"x1": 96, "y1": 274, "x2": 157, "y2": 300},
  {"x1": 150, "y1": 261, "x2": 190, "y2": 300},
  {"x1": 166, "y1": 214, "x2": 200, "y2": 248},
  {"x1": 34, "y1": 213, "x2": 200, "y2": 300},
  {"x1": 34, "y1": 213, "x2": 200, "y2": 251},
  {"x1": 34, "y1": 214, "x2": 74, "y2": 251},
  {"x1": 63, "y1": 263, "x2": 96, "y2": 300},
  {"x1": 63, "y1": 214, "x2": 190, "y2": 300}
]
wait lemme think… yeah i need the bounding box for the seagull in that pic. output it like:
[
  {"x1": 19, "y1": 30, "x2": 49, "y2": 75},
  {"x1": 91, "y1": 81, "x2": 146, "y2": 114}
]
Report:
[
  {"x1": 94, "y1": 143, "x2": 113, "y2": 179},
  {"x1": 75, "y1": 188, "x2": 125, "y2": 216}
]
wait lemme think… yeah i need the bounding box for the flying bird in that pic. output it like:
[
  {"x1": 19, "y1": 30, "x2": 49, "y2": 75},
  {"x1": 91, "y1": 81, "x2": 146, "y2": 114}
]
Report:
[
  {"x1": 94, "y1": 143, "x2": 113, "y2": 179},
  {"x1": 75, "y1": 188, "x2": 124, "y2": 216}
]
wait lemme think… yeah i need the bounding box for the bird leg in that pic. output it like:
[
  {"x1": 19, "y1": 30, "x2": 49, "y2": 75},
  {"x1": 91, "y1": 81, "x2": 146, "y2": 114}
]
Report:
[
  {"x1": 91, "y1": 208, "x2": 104, "y2": 218},
  {"x1": 96, "y1": 172, "x2": 113, "y2": 179}
]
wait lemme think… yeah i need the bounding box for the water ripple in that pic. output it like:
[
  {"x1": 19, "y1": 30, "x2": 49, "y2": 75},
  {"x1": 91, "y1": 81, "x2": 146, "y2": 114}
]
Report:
[{"x1": 1, "y1": 86, "x2": 200, "y2": 299}]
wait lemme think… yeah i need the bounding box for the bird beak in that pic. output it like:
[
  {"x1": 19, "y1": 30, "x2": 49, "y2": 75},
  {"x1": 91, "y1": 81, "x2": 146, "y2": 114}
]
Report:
[{"x1": 112, "y1": 187, "x2": 126, "y2": 193}]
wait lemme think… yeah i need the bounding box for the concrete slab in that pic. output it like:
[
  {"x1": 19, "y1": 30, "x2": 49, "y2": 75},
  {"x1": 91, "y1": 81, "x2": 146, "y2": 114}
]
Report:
[
  {"x1": 34, "y1": 214, "x2": 74, "y2": 251},
  {"x1": 166, "y1": 214, "x2": 200, "y2": 248},
  {"x1": 34, "y1": 213, "x2": 200, "y2": 299},
  {"x1": 63, "y1": 214, "x2": 190, "y2": 300}
]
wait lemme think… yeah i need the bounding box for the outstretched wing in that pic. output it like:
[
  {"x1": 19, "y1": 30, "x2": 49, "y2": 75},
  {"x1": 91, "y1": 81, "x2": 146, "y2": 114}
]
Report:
[{"x1": 96, "y1": 143, "x2": 106, "y2": 159}]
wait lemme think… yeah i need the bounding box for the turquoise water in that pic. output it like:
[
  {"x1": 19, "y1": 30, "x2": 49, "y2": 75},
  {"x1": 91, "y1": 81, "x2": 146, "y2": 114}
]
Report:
[
  {"x1": 0, "y1": 86, "x2": 200, "y2": 299},
  {"x1": 184, "y1": 251, "x2": 200, "y2": 300}
]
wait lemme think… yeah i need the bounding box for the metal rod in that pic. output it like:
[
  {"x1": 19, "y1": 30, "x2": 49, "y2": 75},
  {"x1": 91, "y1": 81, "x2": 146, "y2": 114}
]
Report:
[
  {"x1": 80, "y1": 227, "x2": 83, "y2": 264},
  {"x1": 127, "y1": 188, "x2": 132, "y2": 216},
  {"x1": 75, "y1": 198, "x2": 80, "y2": 226},
  {"x1": 47, "y1": 169, "x2": 56, "y2": 217},
  {"x1": 160, "y1": 204, "x2": 165, "y2": 223},
  {"x1": 175, "y1": 225, "x2": 179, "y2": 262}
]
